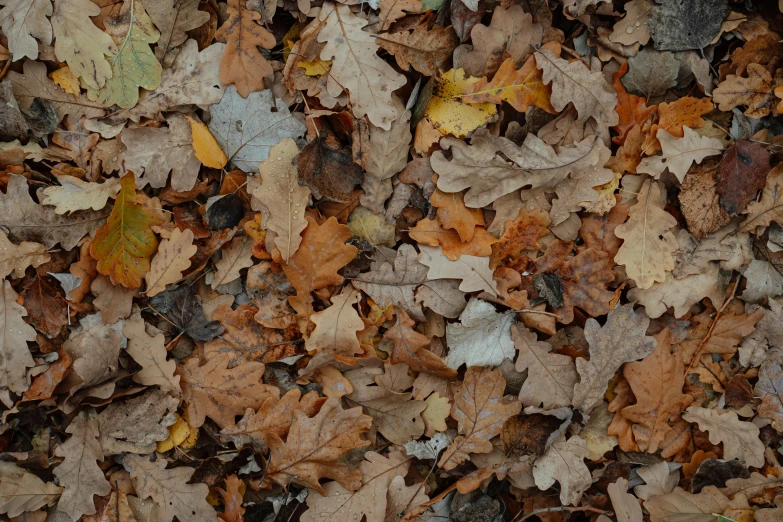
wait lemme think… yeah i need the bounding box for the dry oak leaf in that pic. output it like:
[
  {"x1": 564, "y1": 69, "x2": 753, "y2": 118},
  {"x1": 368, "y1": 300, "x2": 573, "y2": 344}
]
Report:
[
  {"x1": 376, "y1": 23, "x2": 458, "y2": 77},
  {"x1": 445, "y1": 298, "x2": 515, "y2": 369},
  {"x1": 573, "y1": 303, "x2": 656, "y2": 413},
  {"x1": 614, "y1": 179, "x2": 678, "y2": 290},
  {"x1": 637, "y1": 127, "x2": 724, "y2": 183},
  {"x1": 97, "y1": 388, "x2": 178, "y2": 454},
  {"x1": 0, "y1": 461, "x2": 62, "y2": 518},
  {"x1": 717, "y1": 140, "x2": 771, "y2": 217},
  {"x1": 361, "y1": 105, "x2": 412, "y2": 214},
  {"x1": 409, "y1": 216, "x2": 496, "y2": 261},
  {"x1": 740, "y1": 298, "x2": 783, "y2": 366},
  {"x1": 21, "y1": 274, "x2": 68, "y2": 338},
  {"x1": 714, "y1": 63, "x2": 782, "y2": 118},
  {"x1": 740, "y1": 163, "x2": 783, "y2": 233},
  {"x1": 306, "y1": 287, "x2": 364, "y2": 364},
  {"x1": 146, "y1": 0, "x2": 209, "y2": 65},
  {"x1": 275, "y1": 215, "x2": 358, "y2": 328},
  {"x1": 425, "y1": 68, "x2": 498, "y2": 138},
  {"x1": 41, "y1": 175, "x2": 121, "y2": 215},
  {"x1": 438, "y1": 366, "x2": 521, "y2": 470},
  {"x1": 628, "y1": 265, "x2": 726, "y2": 319},
  {"x1": 345, "y1": 367, "x2": 427, "y2": 445},
  {"x1": 216, "y1": 0, "x2": 275, "y2": 98},
  {"x1": 580, "y1": 195, "x2": 630, "y2": 259},
  {"x1": 430, "y1": 188, "x2": 484, "y2": 243},
  {"x1": 51, "y1": 0, "x2": 117, "y2": 90},
  {"x1": 212, "y1": 235, "x2": 254, "y2": 290},
  {"x1": 205, "y1": 304, "x2": 302, "y2": 366},
  {"x1": 301, "y1": 449, "x2": 410, "y2": 522},
  {"x1": 317, "y1": 2, "x2": 407, "y2": 129},
  {"x1": 611, "y1": 62, "x2": 656, "y2": 146},
  {"x1": 608, "y1": 478, "x2": 644, "y2": 522},
  {"x1": 122, "y1": 318, "x2": 181, "y2": 393},
  {"x1": 532, "y1": 239, "x2": 615, "y2": 324},
  {"x1": 678, "y1": 158, "x2": 732, "y2": 239},
  {"x1": 678, "y1": 309, "x2": 763, "y2": 363},
  {"x1": 385, "y1": 308, "x2": 456, "y2": 378},
  {"x1": 535, "y1": 48, "x2": 618, "y2": 127},
  {"x1": 217, "y1": 475, "x2": 246, "y2": 522},
  {"x1": 681, "y1": 407, "x2": 764, "y2": 468},
  {"x1": 125, "y1": 454, "x2": 214, "y2": 522},
  {"x1": 462, "y1": 53, "x2": 556, "y2": 114},
  {"x1": 24, "y1": 348, "x2": 72, "y2": 401},
  {"x1": 250, "y1": 138, "x2": 311, "y2": 262},
  {"x1": 208, "y1": 85, "x2": 306, "y2": 172},
  {"x1": 755, "y1": 360, "x2": 783, "y2": 430},
  {"x1": 490, "y1": 208, "x2": 551, "y2": 267},
  {"x1": 644, "y1": 486, "x2": 740, "y2": 522},
  {"x1": 532, "y1": 435, "x2": 592, "y2": 506},
  {"x1": 634, "y1": 461, "x2": 679, "y2": 500},
  {"x1": 178, "y1": 352, "x2": 278, "y2": 428},
  {"x1": 0, "y1": 174, "x2": 109, "y2": 251},
  {"x1": 53, "y1": 409, "x2": 111, "y2": 520},
  {"x1": 418, "y1": 245, "x2": 498, "y2": 296},
  {"x1": 432, "y1": 130, "x2": 603, "y2": 208},
  {"x1": 90, "y1": 173, "x2": 166, "y2": 289},
  {"x1": 220, "y1": 389, "x2": 325, "y2": 450},
  {"x1": 295, "y1": 136, "x2": 364, "y2": 203},
  {"x1": 0, "y1": 280, "x2": 36, "y2": 394},
  {"x1": 90, "y1": 274, "x2": 136, "y2": 324},
  {"x1": 145, "y1": 227, "x2": 196, "y2": 297},
  {"x1": 378, "y1": 0, "x2": 421, "y2": 31},
  {"x1": 513, "y1": 322, "x2": 577, "y2": 409},
  {"x1": 642, "y1": 96, "x2": 714, "y2": 155},
  {"x1": 620, "y1": 329, "x2": 693, "y2": 453},
  {"x1": 0, "y1": 230, "x2": 49, "y2": 280},
  {"x1": 609, "y1": 0, "x2": 652, "y2": 46},
  {"x1": 260, "y1": 397, "x2": 372, "y2": 493},
  {"x1": 0, "y1": 0, "x2": 52, "y2": 62}
]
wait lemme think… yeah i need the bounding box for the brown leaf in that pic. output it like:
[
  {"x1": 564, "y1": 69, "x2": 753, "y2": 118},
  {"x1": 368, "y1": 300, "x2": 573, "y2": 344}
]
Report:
[
  {"x1": 385, "y1": 308, "x2": 456, "y2": 378},
  {"x1": 716, "y1": 140, "x2": 772, "y2": 215},
  {"x1": 678, "y1": 158, "x2": 732, "y2": 239},
  {"x1": 259, "y1": 397, "x2": 372, "y2": 493},
  {"x1": 409, "y1": 215, "x2": 496, "y2": 261},
  {"x1": 23, "y1": 349, "x2": 71, "y2": 401},
  {"x1": 714, "y1": 64, "x2": 783, "y2": 118},
  {"x1": 580, "y1": 195, "x2": 630, "y2": 258},
  {"x1": 642, "y1": 97, "x2": 713, "y2": 155},
  {"x1": 377, "y1": 24, "x2": 458, "y2": 77},
  {"x1": 501, "y1": 412, "x2": 565, "y2": 458},
  {"x1": 296, "y1": 136, "x2": 364, "y2": 203},
  {"x1": 513, "y1": 322, "x2": 577, "y2": 409},
  {"x1": 21, "y1": 273, "x2": 68, "y2": 338},
  {"x1": 122, "y1": 318, "x2": 181, "y2": 393},
  {"x1": 756, "y1": 359, "x2": 783, "y2": 430},
  {"x1": 177, "y1": 353, "x2": 278, "y2": 428},
  {"x1": 491, "y1": 208, "x2": 551, "y2": 268},
  {"x1": 438, "y1": 366, "x2": 521, "y2": 470}
]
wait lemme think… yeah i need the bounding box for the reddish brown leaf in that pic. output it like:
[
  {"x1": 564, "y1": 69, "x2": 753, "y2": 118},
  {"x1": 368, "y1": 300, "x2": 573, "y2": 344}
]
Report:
[{"x1": 716, "y1": 140, "x2": 772, "y2": 215}]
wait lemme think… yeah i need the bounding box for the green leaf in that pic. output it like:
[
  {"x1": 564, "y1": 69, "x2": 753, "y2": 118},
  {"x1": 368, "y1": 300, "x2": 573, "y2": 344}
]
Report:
[{"x1": 87, "y1": 0, "x2": 162, "y2": 108}]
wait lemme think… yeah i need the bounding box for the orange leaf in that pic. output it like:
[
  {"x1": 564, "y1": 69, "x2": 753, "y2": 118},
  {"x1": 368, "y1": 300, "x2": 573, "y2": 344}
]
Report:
[
  {"x1": 217, "y1": 476, "x2": 246, "y2": 522},
  {"x1": 90, "y1": 173, "x2": 166, "y2": 289},
  {"x1": 642, "y1": 97, "x2": 714, "y2": 155},
  {"x1": 430, "y1": 188, "x2": 485, "y2": 242},
  {"x1": 409, "y1": 216, "x2": 496, "y2": 260},
  {"x1": 611, "y1": 62, "x2": 656, "y2": 146},
  {"x1": 462, "y1": 54, "x2": 556, "y2": 114},
  {"x1": 385, "y1": 308, "x2": 456, "y2": 379},
  {"x1": 490, "y1": 208, "x2": 551, "y2": 268}
]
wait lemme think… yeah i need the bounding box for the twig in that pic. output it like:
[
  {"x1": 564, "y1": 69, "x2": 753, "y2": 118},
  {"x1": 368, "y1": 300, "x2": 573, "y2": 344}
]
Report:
[
  {"x1": 513, "y1": 505, "x2": 611, "y2": 522},
  {"x1": 685, "y1": 278, "x2": 738, "y2": 376}
]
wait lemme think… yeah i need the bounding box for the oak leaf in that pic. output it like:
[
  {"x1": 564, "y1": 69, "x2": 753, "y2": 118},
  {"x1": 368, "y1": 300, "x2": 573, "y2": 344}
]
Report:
[
  {"x1": 178, "y1": 353, "x2": 278, "y2": 428},
  {"x1": 714, "y1": 63, "x2": 782, "y2": 118},
  {"x1": 573, "y1": 303, "x2": 656, "y2": 413},
  {"x1": 295, "y1": 136, "x2": 364, "y2": 203},
  {"x1": 513, "y1": 322, "x2": 577, "y2": 409},
  {"x1": 609, "y1": 0, "x2": 652, "y2": 46},
  {"x1": 532, "y1": 435, "x2": 592, "y2": 506},
  {"x1": 0, "y1": 280, "x2": 36, "y2": 394},
  {"x1": 445, "y1": 298, "x2": 515, "y2": 369},
  {"x1": 679, "y1": 158, "x2": 732, "y2": 239},
  {"x1": 306, "y1": 287, "x2": 364, "y2": 365},
  {"x1": 678, "y1": 309, "x2": 762, "y2": 363},
  {"x1": 146, "y1": 0, "x2": 209, "y2": 64},
  {"x1": 424, "y1": 68, "x2": 497, "y2": 138},
  {"x1": 418, "y1": 245, "x2": 498, "y2": 296},
  {"x1": 637, "y1": 127, "x2": 724, "y2": 182},
  {"x1": 125, "y1": 454, "x2": 214, "y2": 522},
  {"x1": 21, "y1": 274, "x2": 69, "y2": 338},
  {"x1": 755, "y1": 360, "x2": 783, "y2": 430},
  {"x1": 644, "y1": 486, "x2": 738, "y2": 522},
  {"x1": 149, "y1": 285, "x2": 224, "y2": 341},
  {"x1": 614, "y1": 180, "x2": 678, "y2": 289},
  {"x1": 740, "y1": 163, "x2": 783, "y2": 233},
  {"x1": 409, "y1": 215, "x2": 496, "y2": 261},
  {"x1": 361, "y1": 107, "x2": 411, "y2": 213},
  {"x1": 97, "y1": 388, "x2": 178, "y2": 454},
  {"x1": 41, "y1": 175, "x2": 121, "y2": 214},
  {"x1": 608, "y1": 478, "x2": 644, "y2": 522},
  {"x1": 122, "y1": 318, "x2": 181, "y2": 393},
  {"x1": 90, "y1": 173, "x2": 166, "y2": 289},
  {"x1": 145, "y1": 227, "x2": 196, "y2": 297},
  {"x1": 385, "y1": 308, "x2": 456, "y2": 378},
  {"x1": 611, "y1": 62, "x2": 656, "y2": 145},
  {"x1": 90, "y1": 274, "x2": 136, "y2": 323},
  {"x1": 580, "y1": 195, "x2": 630, "y2": 258},
  {"x1": 216, "y1": 0, "x2": 275, "y2": 97},
  {"x1": 212, "y1": 235, "x2": 254, "y2": 289},
  {"x1": 0, "y1": 0, "x2": 52, "y2": 62},
  {"x1": 376, "y1": 24, "x2": 458, "y2": 77},
  {"x1": 634, "y1": 461, "x2": 679, "y2": 500},
  {"x1": 0, "y1": 230, "x2": 49, "y2": 280},
  {"x1": 682, "y1": 407, "x2": 764, "y2": 467},
  {"x1": 490, "y1": 208, "x2": 550, "y2": 267},
  {"x1": 260, "y1": 397, "x2": 372, "y2": 493},
  {"x1": 629, "y1": 266, "x2": 726, "y2": 319},
  {"x1": 438, "y1": 366, "x2": 521, "y2": 470},
  {"x1": 643, "y1": 96, "x2": 713, "y2": 154},
  {"x1": 430, "y1": 188, "x2": 484, "y2": 242},
  {"x1": 0, "y1": 461, "x2": 62, "y2": 518},
  {"x1": 317, "y1": 2, "x2": 407, "y2": 129}
]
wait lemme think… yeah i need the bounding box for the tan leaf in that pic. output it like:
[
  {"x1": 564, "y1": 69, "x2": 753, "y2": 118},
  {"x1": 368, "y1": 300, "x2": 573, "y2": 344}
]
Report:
[
  {"x1": 0, "y1": 0, "x2": 52, "y2": 62},
  {"x1": 629, "y1": 265, "x2": 726, "y2": 319},
  {"x1": 377, "y1": 24, "x2": 458, "y2": 77},
  {"x1": 97, "y1": 388, "x2": 178, "y2": 454},
  {"x1": 608, "y1": 478, "x2": 643, "y2": 522},
  {"x1": 41, "y1": 175, "x2": 120, "y2": 215},
  {"x1": 212, "y1": 235, "x2": 254, "y2": 289},
  {"x1": 609, "y1": 0, "x2": 652, "y2": 46},
  {"x1": 0, "y1": 230, "x2": 49, "y2": 280},
  {"x1": 682, "y1": 407, "x2": 765, "y2": 467},
  {"x1": 422, "y1": 392, "x2": 450, "y2": 437},
  {"x1": 260, "y1": 397, "x2": 372, "y2": 493},
  {"x1": 513, "y1": 323, "x2": 577, "y2": 409},
  {"x1": 90, "y1": 274, "x2": 136, "y2": 324},
  {"x1": 614, "y1": 179, "x2": 678, "y2": 289},
  {"x1": 532, "y1": 435, "x2": 591, "y2": 506},
  {"x1": 122, "y1": 318, "x2": 181, "y2": 393},
  {"x1": 418, "y1": 245, "x2": 498, "y2": 296},
  {"x1": 145, "y1": 227, "x2": 196, "y2": 297},
  {"x1": 633, "y1": 461, "x2": 679, "y2": 500},
  {"x1": 178, "y1": 353, "x2": 278, "y2": 428},
  {"x1": 0, "y1": 461, "x2": 62, "y2": 518},
  {"x1": 125, "y1": 454, "x2": 214, "y2": 522},
  {"x1": 637, "y1": 127, "x2": 724, "y2": 183},
  {"x1": 249, "y1": 138, "x2": 311, "y2": 262},
  {"x1": 317, "y1": 2, "x2": 406, "y2": 129},
  {"x1": 438, "y1": 366, "x2": 521, "y2": 470},
  {"x1": 573, "y1": 303, "x2": 656, "y2": 413},
  {"x1": 146, "y1": 0, "x2": 209, "y2": 64},
  {"x1": 53, "y1": 409, "x2": 111, "y2": 520},
  {"x1": 378, "y1": 0, "x2": 420, "y2": 30},
  {"x1": 741, "y1": 163, "x2": 783, "y2": 233},
  {"x1": 384, "y1": 307, "x2": 456, "y2": 378},
  {"x1": 361, "y1": 108, "x2": 412, "y2": 213},
  {"x1": 0, "y1": 280, "x2": 36, "y2": 394},
  {"x1": 445, "y1": 298, "x2": 515, "y2": 369},
  {"x1": 306, "y1": 287, "x2": 364, "y2": 364},
  {"x1": 714, "y1": 63, "x2": 782, "y2": 118},
  {"x1": 755, "y1": 360, "x2": 783, "y2": 430},
  {"x1": 644, "y1": 486, "x2": 739, "y2": 522}
]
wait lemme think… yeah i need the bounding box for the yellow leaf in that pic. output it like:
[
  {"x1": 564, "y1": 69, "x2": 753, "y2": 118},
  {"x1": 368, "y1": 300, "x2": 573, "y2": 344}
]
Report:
[
  {"x1": 425, "y1": 68, "x2": 497, "y2": 138},
  {"x1": 156, "y1": 413, "x2": 199, "y2": 452},
  {"x1": 298, "y1": 57, "x2": 331, "y2": 76},
  {"x1": 90, "y1": 173, "x2": 166, "y2": 289},
  {"x1": 49, "y1": 66, "x2": 80, "y2": 95},
  {"x1": 185, "y1": 115, "x2": 228, "y2": 169}
]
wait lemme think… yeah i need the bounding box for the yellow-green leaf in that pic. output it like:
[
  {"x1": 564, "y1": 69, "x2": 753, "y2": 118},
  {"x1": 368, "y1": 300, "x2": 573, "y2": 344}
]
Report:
[
  {"x1": 90, "y1": 173, "x2": 166, "y2": 289},
  {"x1": 87, "y1": 0, "x2": 162, "y2": 109}
]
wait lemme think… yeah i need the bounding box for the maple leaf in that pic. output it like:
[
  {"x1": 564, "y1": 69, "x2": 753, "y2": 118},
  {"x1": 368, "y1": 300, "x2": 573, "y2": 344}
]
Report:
[
  {"x1": 125, "y1": 454, "x2": 214, "y2": 522},
  {"x1": 90, "y1": 173, "x2": 166, "y2": 289},
  {"x1": 0, "y1": 461, "x2": 62, "y2": 517},
  {"x1": 682, "y1": 407, "x2": 765, "y2": 468},
  {"x1": 513, "y1": 322, "x2": 577, "y2": 409},
  {"x1": 438, "y1": 366, "x2": 521, "y2": 470},
  {"x1": 221, "y1": 389, "x2": 325, "y2": 450},
  {"x1": 317, "y1": 2, "x2": 407, "y2": 129},
  {"x1": 376, "y1": 23, "x2": 458, "y2": 77},
  {"x1": 276, "y1": 215, "x2": 358, "y2": 327},
  {"x1": 573, "y1": 303, "x2": 656, "y2": 413},
  {"x1": 532, "y1": 435, "x2": 592, "y2": 506},
  {"x1": 614, "y1": 179, "x2": 678, "y2": 289},
  {"x1": 53, "y1": 409, "x2": 111, "y2": 520},
  {"x1": 178, "y1": 353, "x2": 278, "y2": 428},
  {"x1": 260, "y1": 397, "x2": 372, "y2": 493},
  {"x1": 385, "y1": 308, "x2": 456, "y2": 378},
  {"x1": 146, "y1": 0, "x2": 209, "y2": 64},
  {"x1": 208, "y1": 86, "x2": 306, "y2": 172}
]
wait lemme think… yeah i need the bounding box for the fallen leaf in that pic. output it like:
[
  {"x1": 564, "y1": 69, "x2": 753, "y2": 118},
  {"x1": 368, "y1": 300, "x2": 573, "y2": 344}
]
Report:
[
  {"x1": 21, "y1": 274, "x2": 69, "y2": 338},
  {"x1": 637, "y1": 127, "x2": 723, "y2": 182},
  {"x1": 0, "y1": 462, "x2": 62, "y2": 518},
  {"x1": 212, "y1": 236, "x2": 254, "y2": 289},
  {"x1": 385, "y1": 308, "x2": 456, "y2": 378},
  {"x1": 532, "y1": 435, "x2": 592, "y2": 506},
  {"x1": 717, "y1": 140, "x2": 771, "y2": 215},
  {"x1": 0, "y1": 0, "x2": 52, "y2": 62},
  {"x1": 714, "y1": 63, "x2": 782, "y2": 118},
  {"x1": 306, "y1": 287, "x2": 364, "y2": 364},
  {"x1": 678, "y1": 158, "x2": 732, "y2": 239},
  {"x1": 122, "y1": 318, "x2": 181, "y2": 393},
  {"x1": 682, "y1": 407, "x2": 764, "y2": 467},
  {"x1": 425, "y1": 68, "x2": 497, "y2": 138},
  {"x1": 149, "y1": 285, "x2": 224, "y2": 341},
  {"x1": 608, "y1": 478, "x2": 644, "y2": 522},
  {"x1": 0, "y1": 230, "x2": 49, "y2": 280},
  {"x1": 185, "y1": 115, "x2": 227, "y2": 169},
  {"x1": 90, "y1": 274, "x2": 135, "y2": 323},
  {"x1": 295, "y1": 136, "x2": 364, "y2": 203},
  {"x1": 513, "y1": 322, "x2": 577, "y2": 409},
  {"x1": 445, "y1": 298, "x2": 515, "y2": 369},
  {"x1": 418, "y1": 245, "x2": 498, "y2": 296},
  {"x1": 609, "y1": 0, "x2": 652, "y2": 46},
  {"x1": 146, "y1": 0, "x2": 209, "y2": 65},
  {"x1": 145, "y1": 227, "x2": 196, "y2": 296},
  {"x1": 41, "y1": 175, "x2": 121, "y2": 214},
  {"x1": 377, "y1": 24, "x2": 458, "y2": 77}
]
